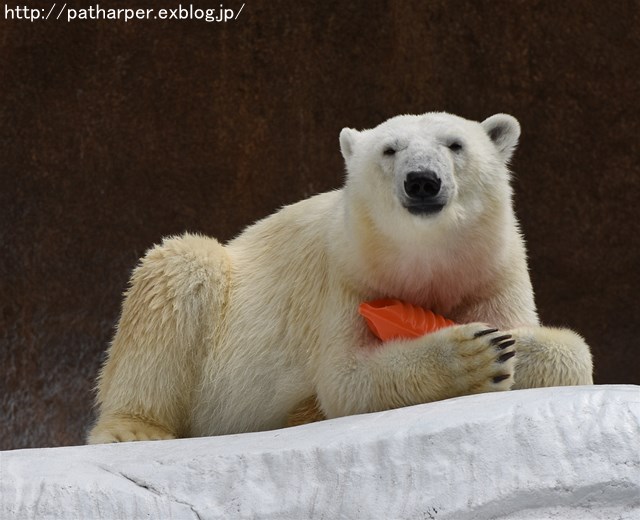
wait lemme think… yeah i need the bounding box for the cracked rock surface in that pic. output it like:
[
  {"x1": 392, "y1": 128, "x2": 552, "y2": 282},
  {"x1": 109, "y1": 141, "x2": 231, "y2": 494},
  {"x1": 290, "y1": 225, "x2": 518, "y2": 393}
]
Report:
[{"x1": 2, "y1": 386, "x2": 639, "y2": 519}]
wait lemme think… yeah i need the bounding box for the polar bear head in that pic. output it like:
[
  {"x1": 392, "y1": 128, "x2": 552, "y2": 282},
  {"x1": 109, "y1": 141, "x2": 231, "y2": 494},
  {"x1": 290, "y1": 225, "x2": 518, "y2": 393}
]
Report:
[
  {"x1": 337, "y1": 112, "x2": 522, "y2": 303},
  {"x1": 339, "y1": 112, "x2": 520, "y2": 238}
]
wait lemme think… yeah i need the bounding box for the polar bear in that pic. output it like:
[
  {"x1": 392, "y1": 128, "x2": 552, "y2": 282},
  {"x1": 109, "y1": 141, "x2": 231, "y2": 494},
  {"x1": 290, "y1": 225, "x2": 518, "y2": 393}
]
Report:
[{"x1": 88, "y1": 112, "x2": 593, "y2": 443}]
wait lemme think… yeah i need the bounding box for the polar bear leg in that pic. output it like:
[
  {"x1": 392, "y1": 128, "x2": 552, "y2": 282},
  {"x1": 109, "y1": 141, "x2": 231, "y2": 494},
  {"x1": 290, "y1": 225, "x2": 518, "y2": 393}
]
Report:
[
  {"x1": 314, "y1": 323, "x2": 517, "y2": 419},
  {"x1": 290, "y1": 325, "x2": 592, "y2": 426},
  {"x1": 508, "y1": 326, "x2": 593, "y2": 388},
  {"x1": 87, "y1": 233, "x2": 230, "y2": 444},
  {"x1": 87, "y1": 414, "x2": 176, "y2": 443}
]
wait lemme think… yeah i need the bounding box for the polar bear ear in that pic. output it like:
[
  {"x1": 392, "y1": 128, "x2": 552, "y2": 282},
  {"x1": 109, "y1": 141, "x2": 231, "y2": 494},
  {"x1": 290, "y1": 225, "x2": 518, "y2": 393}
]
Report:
[
  {"x1": 481, "y1": 114, "x2": 521, "y2": 163},
  {"x1": 339, "y1": 128, "x2": 359, "y2": 161}
]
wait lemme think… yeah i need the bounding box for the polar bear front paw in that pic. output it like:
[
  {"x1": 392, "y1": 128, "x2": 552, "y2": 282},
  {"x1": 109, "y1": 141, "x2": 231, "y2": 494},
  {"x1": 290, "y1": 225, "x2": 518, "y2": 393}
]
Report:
[{"x1": 443, "y1": 323, "x2": 517, "y2": 395}]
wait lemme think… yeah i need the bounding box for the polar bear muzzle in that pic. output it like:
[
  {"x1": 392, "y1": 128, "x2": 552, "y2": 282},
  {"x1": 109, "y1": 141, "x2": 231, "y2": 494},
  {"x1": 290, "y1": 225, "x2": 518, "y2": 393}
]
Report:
[{"x1": 402, "y1": 169, "x2": 446, "y2": 215}]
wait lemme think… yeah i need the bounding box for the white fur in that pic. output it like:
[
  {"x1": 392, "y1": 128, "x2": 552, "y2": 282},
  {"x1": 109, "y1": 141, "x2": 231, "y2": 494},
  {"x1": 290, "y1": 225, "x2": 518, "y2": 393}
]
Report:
[{"x1": 88, "y1": 112, "x2": 593, "y2": 444}]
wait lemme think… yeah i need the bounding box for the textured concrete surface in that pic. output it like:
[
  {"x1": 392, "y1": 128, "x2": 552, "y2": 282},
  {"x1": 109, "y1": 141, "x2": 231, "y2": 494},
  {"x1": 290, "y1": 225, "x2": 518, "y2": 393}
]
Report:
[
  {"x1": 2, "y1": 386, "x2": 639, "y2": 519},
  {"x1": 1, "y1": 1, "x2": 639, "y2": 449}
]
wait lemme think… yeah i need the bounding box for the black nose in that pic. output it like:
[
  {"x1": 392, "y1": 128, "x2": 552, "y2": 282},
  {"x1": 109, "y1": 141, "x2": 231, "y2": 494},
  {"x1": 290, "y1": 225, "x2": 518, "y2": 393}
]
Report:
[{"x1": 404, "y1": 170, "x2": 442, "y2": 200}]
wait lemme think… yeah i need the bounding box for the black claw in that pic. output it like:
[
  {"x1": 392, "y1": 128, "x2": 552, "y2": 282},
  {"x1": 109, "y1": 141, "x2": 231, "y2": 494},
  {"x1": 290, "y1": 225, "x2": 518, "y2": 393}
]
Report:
[
  {"x1": 493, "y1": 374, "x2": 511, "y2": 384},
  {"x1": 496, "y1": 339, "x2": 516, "y2": 350},
  {"x1": 474, "y1": 328, "x2": 499, "y2": 338},
  {"x1": 491, "y1": 334, "x2": 512, "y2": 345},
  {"x1": 498, "y1": 351, "x2": 516, "y2": 363}
]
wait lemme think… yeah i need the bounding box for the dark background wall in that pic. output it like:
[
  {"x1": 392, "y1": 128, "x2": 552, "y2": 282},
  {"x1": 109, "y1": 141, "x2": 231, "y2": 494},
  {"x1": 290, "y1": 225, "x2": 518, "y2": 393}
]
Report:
[{"x1": 1, "y1": 0, "x2": 638, "y2": 450}]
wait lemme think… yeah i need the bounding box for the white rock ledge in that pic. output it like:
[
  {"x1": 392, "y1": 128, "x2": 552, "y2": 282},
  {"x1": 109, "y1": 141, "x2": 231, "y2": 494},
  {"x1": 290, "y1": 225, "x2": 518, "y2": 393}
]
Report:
[{"x1": 2, "y1": 385, "x2": 639, "y2": 520}]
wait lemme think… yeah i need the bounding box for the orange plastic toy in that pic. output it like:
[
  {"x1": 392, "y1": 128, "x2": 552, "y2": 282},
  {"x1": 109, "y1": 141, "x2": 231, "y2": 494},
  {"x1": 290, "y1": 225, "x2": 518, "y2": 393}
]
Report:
[{"x1": 359, "y1": 298, "x2": 456, "y2": 341}]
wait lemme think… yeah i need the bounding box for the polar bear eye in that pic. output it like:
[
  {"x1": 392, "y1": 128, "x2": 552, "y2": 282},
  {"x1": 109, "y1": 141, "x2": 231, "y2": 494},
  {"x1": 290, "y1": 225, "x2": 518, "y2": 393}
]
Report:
[
  {"x1": 448, "y1": 141, "x2": 463, "y2": 152},
  {"x1": 383, "y1": 147, "x2": 396, "y2": 156}
]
